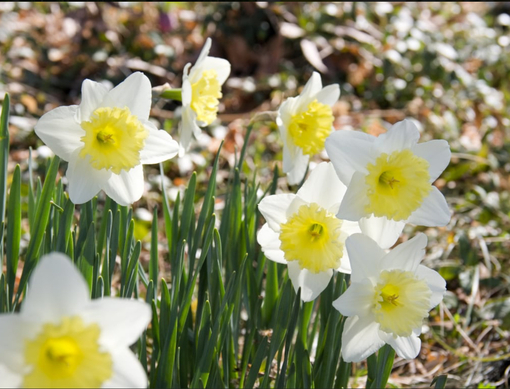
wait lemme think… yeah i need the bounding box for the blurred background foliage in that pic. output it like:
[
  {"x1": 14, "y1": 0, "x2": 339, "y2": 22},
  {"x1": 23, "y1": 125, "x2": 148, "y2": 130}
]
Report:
[{"x1": 1, "y1": 2, "x2": 510, "y2": 387}]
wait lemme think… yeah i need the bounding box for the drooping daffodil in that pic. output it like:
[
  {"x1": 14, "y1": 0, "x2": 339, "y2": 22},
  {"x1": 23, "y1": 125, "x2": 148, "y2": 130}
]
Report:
[
  {"x1": 333, "y1": 233, "x2": 446, "y2": 362},
  {"x1": 0, "y1": 252, "x2": 152, "y2": 388},
  {"x1": 179, "y1": 37, "x2": 231, "y2": 156},
  {"x1": 277, "y1": 71, "x2": 340, "y2": 185},
  {"x1": 257, "y1": 162, "x2": 391, "y2": 301},
  {"x1": 325, "y1": 119, "x2": 451, "y2": 245},
  {"x1": 34, "y1": 72, "x2": 180, "y2": 206}
]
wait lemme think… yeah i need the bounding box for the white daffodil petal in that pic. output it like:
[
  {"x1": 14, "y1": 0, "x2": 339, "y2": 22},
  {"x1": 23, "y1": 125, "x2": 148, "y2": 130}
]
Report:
[
  {"x1": 78, "y1": 79, "x2": 109, "y2": 122},
  {"x1": 276, "y1": 97, "x2": 296, "y2": 132},
  {"x1": 374, "y1": 119, "x2": 420, "y2": 154},
  {"x1": 345, "y1": 233, "x2": 385, "y2": 282},
  {"x1": 416, "y1": 265, "x2": 447, "y2": 309},
  {"x1": 285, "y1": 195, "x2": 308, "y2": 219},
  {"x1": 381, "y1": 233, "x2": 427, "y2": 273},
  {"x1": 139, "y1": 124, "x2": 180, "y2": 164},
  {"x1": 102, "y1": 164, "x2": 145, "y2": 206},
  {"x1": 297, "y1": 162, "x2": 346, "y2": 210},
  {"x1": 335, "y1": 232, "x2": 447, "y2": 362},
  {"x1": 325, "y1": 130, "x2": 375, "y2": 185},
  {"x1": 340, "y1": 220, "x2": 362, "y2": 236},
  {"x1": 83, "y1": 298, "x2": 151, "y2": 348},
  {"x1": 412, "y1": 139, "x2": 451, "y2": 182},
  {"x1": 358, "y1": 215, "x2": 404, "y2": 250},
  {"x1": 336, "y1": 171, "x2": 368, "y2": 222},
  {"x1": 193, "y1": 56, "x2": 231, "y2": 85},
  {"x1": 102, "y1": 72, "x2": 151, "y2": 120},
  {"x1": 193, "y1": 38, "x2": 212, "y2": 71},
  {"x1": 1, "y1": 252, "x2": 151, "y2": 389},
  {"x1": 295, "y1": 72, "x2": 322, "y2": 112},
  {"x1": 286, "y1": 150, "x2": 310, "y2": 185},
  {"x1": 281, "y1": 137, "x2": 298, "y2": 172},
  {"x1": 178, "y1": 106, "x2": 198, "y2": 156},
  {"x1": 0, "y1": 364, "x2": 22, "y2": 388},
  {"x1": 181, "y1": 77, "x2": 192, "y2": 106},
  {"x1": 34, "y1": 106, "x2": 83, "y2": 161},
  {"x1": 341, "y1": 316, "x2": 385, "y2": 363},
  {"x1": 0, "y1": 315, "x2": 27, "y2": 372},
  {"x1": 333, "y1": 279, "x2": 374, "y2": 317},
  {"x1": 258, "y1": 193, "x2": 295, "y2": 232},
  {"x1": 21, "y1": 253, "x2": 90, "y2": 323},
  {"x1": 406, "y1": 187, "x2": 451, "y2": 227},
  {"x1": 337, "y1": 250, "x2": 352, "y2": 273},
  {"x1": 103, "y1": 348, "x2": 148, "y2": 388},
  {"x1": 66, "y1": 151, "x2": 108, "y2": 205},
  {"x1": 287, "y1": 261, "x2": 333, "y2": 302},
  {"x1": 257, "y1": 224, "x2": 287, "y2": 264},
  {"x1": 315, "y1": 84, "x2": 340, "y2": 106},
  {"x1": 386, "y1": 334, "x2": 421, "y2": 360}
]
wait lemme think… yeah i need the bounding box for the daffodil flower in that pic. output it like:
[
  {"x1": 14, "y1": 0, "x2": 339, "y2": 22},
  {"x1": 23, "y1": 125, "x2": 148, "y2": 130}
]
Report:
[
  {"x1": 0, "y1": 252, "x2": 151, "y2": 388},
  {"x1": 325, "y1": 119, "x2": 451, "y2": 244},
  {"x1": 34, "y1": 72, "x2": 179, "y2": 206},
  {"x1": 333, "y1": 233, "x2": 446, "y2": 362},
  {"x1": 258, "y1": 162, "x2": 391, "y2": 301},
  {"x1": 179, "y1": 38, "x2": 231, "y2": 156},
  {"x1": 277, "y1": 72, "x2": 340, "y2": 185}
]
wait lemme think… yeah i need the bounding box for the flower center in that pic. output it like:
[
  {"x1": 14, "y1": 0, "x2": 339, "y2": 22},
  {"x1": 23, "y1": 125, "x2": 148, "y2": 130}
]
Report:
[
  {"x1": 288, "y1": 100, "x2": 334, "y2": 156},
  {"x1": 190, "y1": 69, "x2": 222, "y2": 125},
  {"x1": 279, "y1": 203, "x2": 344, "y2": 273},
  {"x1": 372, "y1": 270, "x2": 431, "y2": 337},
  {"x1": 364, "y1": 149, "x2": 431, "y2": 221},
  {"x1": 23, "y1": 316, "x2": 112, "y2": 388},
  {"x1": 80, "y1": 106, "x2": 148, "y2": 174}
]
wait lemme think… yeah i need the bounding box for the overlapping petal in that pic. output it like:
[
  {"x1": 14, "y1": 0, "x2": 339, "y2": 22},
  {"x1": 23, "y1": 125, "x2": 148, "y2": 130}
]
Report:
[
  {"x1": 82, "y1": 299, "x2": 152, "y2": 349},
  {"x1": 257, "y1": 224, "x2": 287, "y2": 264},
  {"x1": 406, "y1": 186, "x2": 451, "y2": 226},
  {"x1": 34, "y1": 106, "x2": 83, "y2": 161},
  {"x1": 325, "y1": 130, "x2": 375, "y2": 185},
  {"x1": 139, "y1": 122, "x2": 180, "y2": 164},
  {"x1": 101, "y1": 164, "x2": 145, "y2": 206},
  {"x1": 373, "y1": 119, "x2": 420, "y2": 154},
  {"x1": 341, "y1": 316, "x2": 386, "y2": 363},
  {"x1": 78, "y1": 79, "x2": 109, "y2": 122},
  {"x1": 296, "y1": 161, "x2": 346, "y2": 209},
  {"x1": 358, "y1": 215, "x2": 405, "y2": 249},
  {"x1": 287, "y1": 262, "x2": 333, "y2": 302},
  {"x1": 102, "y1": 72, "x2": 152, "y2": 120}
]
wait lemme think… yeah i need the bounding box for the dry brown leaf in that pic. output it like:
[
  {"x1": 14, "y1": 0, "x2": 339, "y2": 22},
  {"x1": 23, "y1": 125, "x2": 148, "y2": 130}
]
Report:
[{"x1": 300, "y1": 38, "x2": 328, "y2": 73}]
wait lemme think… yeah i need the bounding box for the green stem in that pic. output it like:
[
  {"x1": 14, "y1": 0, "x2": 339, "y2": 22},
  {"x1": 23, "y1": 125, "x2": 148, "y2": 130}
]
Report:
[{"x1": 159, "y1": 88, "x2": 182, "y2": 101}]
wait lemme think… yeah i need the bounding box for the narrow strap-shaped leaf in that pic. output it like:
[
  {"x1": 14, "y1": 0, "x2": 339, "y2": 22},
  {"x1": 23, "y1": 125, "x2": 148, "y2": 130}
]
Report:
[
  {"x1": 101, "y1": 210, "x2": 114, "y2": 296},
  {"x1": 0, "y1": 94, "x2": 10, "y2": 269},
  {"x1": 432, "y1": 374, "x2": 448, "y2": 389},
  {"x1": 149, "y1": 206, "x2": 159, "y2": 297},
  {"x1": 0, "y1": 94, "x2": 10, "y2": 224},
  {"x1": 275, "y1": 288, "x2": 301, "y2": 388},
  {"x1": 123, "y1": 240, "x2": 142, "y2": 298},
  {"x1": 370, "y1": 344, "x2": 395, "y2": 389},
  {"x1": 261, "y1": 259, "x2": 278, "y2": 326},
  {"x1": 5, "y1": 165, "x2": 21, "y2": 305},
  {"x1": 14, "y1": 156, "x2": 60, "y2": 309},
  {"x1": 55, "y1": 198, "x2": 75, "y2": 254}
]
